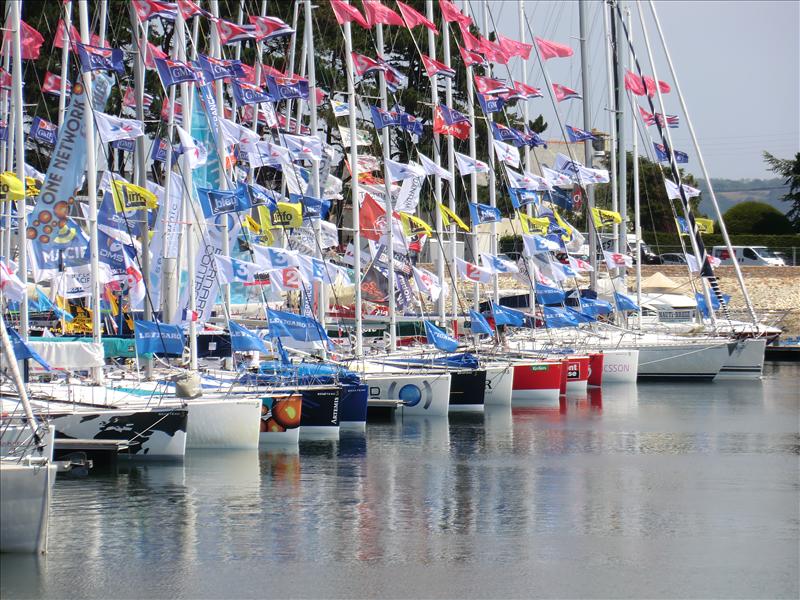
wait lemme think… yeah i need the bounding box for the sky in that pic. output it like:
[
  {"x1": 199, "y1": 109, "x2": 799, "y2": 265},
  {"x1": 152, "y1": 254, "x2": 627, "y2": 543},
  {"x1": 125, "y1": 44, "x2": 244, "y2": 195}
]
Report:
[{"x1": 489, "y1": 0, "x2": 800, "y2": 181}]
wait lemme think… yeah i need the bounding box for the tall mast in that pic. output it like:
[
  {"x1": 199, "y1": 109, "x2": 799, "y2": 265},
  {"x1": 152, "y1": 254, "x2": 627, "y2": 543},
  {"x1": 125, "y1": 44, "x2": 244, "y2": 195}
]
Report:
[
  {"x1": 519, "y1": 0, "x2": 535, "y2": 313},
  {"x1": 647, "y1": 0, "x2": 758, "y2": 326},
  {"x1": 342, "y1": 3, "x2": 362, "y2": 356},
  {"x1": 441, "y1": 8, "x2": 457, "y2": 322},
  {"x1": 463, "y1": 0, "x2": 478, "y2": 313},
  {"x1": 579, "y1": 0, "x2": 598, "y2": 287},
  {"x1": 480, "y1": 0, "x2": 498, "y2": 305},
  {"x1": 58, "y1": 2, "x2": 72, "y2": 128},
  {"x1": 614, "y1": 1, "x2": 627, "y2": 274},
  {"x1": 11, "y1": 0, "x2": 27, "y2": 341},
  {"x1": 247, "y1": 0, "x2": 268, "y2": 184},
  {"x1": 375, "y1": 22, "x2": 397, "y2": 352},
  {"x1": 427, "y1": 0, "x2": 445, "y2": 323},
  {"x1": 627, "y1": 7, "x2": 642, "y2": 329}
]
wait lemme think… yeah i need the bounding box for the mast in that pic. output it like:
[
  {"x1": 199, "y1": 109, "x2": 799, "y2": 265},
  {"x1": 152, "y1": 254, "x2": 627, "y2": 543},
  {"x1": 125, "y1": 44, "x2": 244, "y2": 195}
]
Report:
[
  {"x1": 375, "y1": 22, "x2": 397, "y2": 352},
  {"x1": 441, "y1": 8, "x2": 457, "y2": 322},
  {"x1": 78, "y1": 0, "x2": 103, "y2": 381},
  {"x1": 463, "y1": 0, "x2": 479, "y2": 313},
  {"x1": 600, "y1": 0, "x2": 617, "y2": 282},
  {"x1": 647, "y1": 0, "x2": 758, "y2": 326},
  {"x1": 578, "y1": 0, "x2": 598, "y2": 287},
  {"x1": 519, "y1": 0, "x2": 535, "y2": 313},
  {"x1": 627, "y1": 7, "x2": 642, "y2": 329},
  {"x1": 58, "y1": 1, "x2": 72, "y2": 129},
  {"x1": 427, "y1": 0, "x2": 445, "y2": 323},
  {"x1": 10, "y1": 0, "x2": 27, "y2": 341},
  {"x1": 247, "y1": 0, "x2": 267, "y2": 184},
  {"x1": 343, "y1": 3, "x2": 362, "y2": 356},
  {"x1": 481, "y1": 0, "x2": 498, "y2": 305},
  {"x1": 614, "y1": 1, "x2": 627, "y2": 276}
]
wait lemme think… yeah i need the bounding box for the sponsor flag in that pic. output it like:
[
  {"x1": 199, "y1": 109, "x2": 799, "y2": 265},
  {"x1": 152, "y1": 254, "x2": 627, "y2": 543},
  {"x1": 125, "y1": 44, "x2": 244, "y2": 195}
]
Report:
[
  {"x1": 330, "y1": 0, "x2": 370, "y2": 29},
  {"x1": 422, "y1": 54, "x2": 456, "y2": 79},
  {"x1": 565, "y1": 124, "x2": 596, "y2": 142},
  {"x1": 331, "y1": 99, "x2": 350, "y2": 116},
  {"x1": 523, "y1": 234, "x2": 559, "y2": 255},
  {"x1": 433, "y1": 104, "x2": 470, "y2": 139},
  {"x1": 412, "y1": 266, "x2": 444, "y2": 302},
  {"x1": 603, "y1": 250, "x2": 633, "y2": 270},
  {"x1": 491, "y1": 302, "x2": 526, "y2": 327},
  {"x1": 95, "y1": 112, "x2": 144, "y2": 143},
  {"x1": 386, "y1": 159, "x2": 426, "y2": 182},
  {"x1": 132, "y1": 0, "x2": 178, "y2": 21},
  {"x1": 283, "y1": 133, "x2": 323, "y2": 160},
  {"x1": 351, "y1": 52, "x2": 385, "y2": 76},
  {"x1": 76, "y1": 43, "x2": 125, "y2": 73},
  {"x1": 496, "y1": 34, "x2": 532, "y2": 59},
  {"x1": 696, "y1": 218, "x2": 714, "y2": 234},
  {"x1": 591, "y1": 208, "x2": 622, "y2": 229},
  {"x1": 41, "y1": 72, "x2": 64, "y2": 95},
  {"x1": 418, "y1": 152, "x2": 453, "y2": 181},
  {"x1": 552, "y1": 83, "x2": 581, "y2": 102},
  {"x1": 216, "y1": 19, "x2": 256, "y2": 45},
  {"x1": 469, "y1": 310, "x2": 493, "y2": 335},
  {"x1": 267, "y1": 308, "x2": 331, "y2": 350},
  {"x1": 439, "y1": 0, "x2": 472, "y2": 25},
  {"x1": 477, "y1": 92, "x2": 506, "y2": 114},
  {"x1": 455, "y1": 257, "x2": 492, "y2": 283},
  {"x1": 423, "y1": 320, "x2": 459, "y2": 353},
  {"x1": 266, "y1": 74, "x2": 309, "y2": 100},
  {"x1": 112, "y1": 180, "x2": 158, "y2": 212},
  {"x1": 664, "y1": 178, "x2": 701, "y2": 200},
  {"x1": 369, "y1": 105, "x2": 401, "y2": 129},
  {"x1": 480, "y1": 253, "x2": 519, "y2": 274},
  {"x1": 214, "y1": 255, "x2": 263, "y2": 284},
  {"x1": 614, "y1": 291, "x2": 639, "y2": 312},
  {"x1": 134, "y1": 320, "x2": 185, "y2": 356},
  {"x1": 474, "y1": 75, "x2": 510, "y2": 95},
  {"x1": 493, "y1": 139, "x2": 520, "y2": 167},
  {"x1": 231, "y1": 79, "x2": 273, "y2": 105},
  {"x1": 459, "y1": 46, "x2": 486, "y2": 67},
  {"x1": 543, "y1": 306, "x2": 581, "y2": 328},
  {"x1": 541, "y1": 166, "x2": 573, "y2": 187},
  {"x1": 654, "y1": 142, "x2": 688, "y2": 163},
  {"x1": 576, "y1": 164, "x2": 610, "y2": 184},
  {"x1": 397, "y1": 1, "x2": 437, "y2": 33},
  {"x1": 454, "y1": 151, "x2": 488, "y2": 175},
  {"x1": 175, "y1": 125, "x2": 208, "y2": 168},
  {"x1": 568, "y1": 256, "x2": 594, "y2": 272},
  {"x1": 535, "y1": 36, "x2": 573, "y2": 60},
  {"x1": 439, "y1": 203, "x2": 470, "y2": 232},
  {"x1": 196, "y1": 54, "x2": 245, "y2": 82},
  {"x1": 30, "y1": 117, "x2": 58, "y2": 146},
  {"x1": 154, "y1": 57, "x2": 198, "y2": 86},
  {"x1": 249, "y1": 15, "x2": 294, "y2": 39},
  {"x1": 229, "y1": 322, "x2": 268, "y2": 353}
]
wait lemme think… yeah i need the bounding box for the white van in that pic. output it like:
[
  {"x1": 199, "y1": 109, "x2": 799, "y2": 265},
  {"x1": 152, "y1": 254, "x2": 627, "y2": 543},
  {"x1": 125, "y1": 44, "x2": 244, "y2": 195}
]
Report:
[{"x1": 711, "y1": 246, "x2": 785, "y2": 266}]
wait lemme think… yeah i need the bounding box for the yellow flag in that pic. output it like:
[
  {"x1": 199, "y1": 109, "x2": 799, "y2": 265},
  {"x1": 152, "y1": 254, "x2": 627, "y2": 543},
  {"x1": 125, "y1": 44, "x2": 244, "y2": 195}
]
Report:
[
  {"x1": 695, "y1": 218, "x2": 714, "y2": 234},
  {"x1": 438, "y1": 203, "x2": 470, "y2": 232},
  {"x1": 399, "y1": 212, "x2": 433, "y2": 237},
  {"x1": 25, "y1": 177, "x2": 40, "y2": 197},
  {"x1": 111, "y1": 180, "x2": 158, "y2": 212},
  {"x1": 268, "y1": 202, "x2": 303, "y2": 229},
  {"x1": 518, "y1": 212, "x2": 550, "y2": 235},
  {"x1": 591, "y1": 207, "x2": 621, "y2": 229},
  {"x1": 553, "y1": 209, "x2": 574, "y2": 241},
  {"x1": 0, "y1": 172, "x2": 25, "y2": 201},
  {"x1": 243, "y1": 214, "x2": 261, "y2": 233}
]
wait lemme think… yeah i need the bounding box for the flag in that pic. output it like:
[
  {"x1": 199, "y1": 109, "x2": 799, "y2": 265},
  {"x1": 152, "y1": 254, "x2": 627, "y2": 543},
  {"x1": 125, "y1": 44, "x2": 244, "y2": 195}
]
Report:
[
  {"x1": 267, "y1": 308, "x2": 331, "y2": 351},
  {"x1": 177, "y1": 0, "x2": 209, "y2": 19},
  {"x1": 266, "y1": 202, "x2": 303, "y2": 229},
  {"x1": 565, "y1": 125, "x2": 596, "y2": 142},
  {"x1": 111, "y1": 180, "x2": 158, "y2": 212},
  {"x1": 218, "y1": 117, "x2": 260, "y2": 150},
  {"x1": 535, "y1": 37, "x2": 573, "y2": 60},
  {"x1": 523, "y1": 234, "x2": 559, "y2": 255},
  {"x1": 568, "y1": 256, "x2": 594, "y2": 272},
  {"x1": 7, "y1": 327, "x2": 50, "y2": 370},
  {"x1": 541, "y1": 166, "x2": 573, "y2": 188},
  {"x1": 41, "y1": 72, "x2": 63, "y2": 95},
  {"x1": 423, "y1": 320, "x2": 459, "y2": 353},
  {"x1": 379, "y1": 58, "x2": 407, "y2": 92},
  {"x1": 552, "y1": 83, "x2": 581, "y2": 102},
  {"x1": 216, "y1": 19, "x2": 256, "y2": 45},
  {"x1": 439, "y1": 0, "x2": 472, "y2": 25},
  {"x1": 386, "y1": 159, "x2": 426, "y2": 182},
  {"x1": 491, "y1": 302, "x2": 526, "y2": 327},
  {"x1": 143, "y1": 41, "x2": 168, "y2": 70},
  {"x1": 123, "y1": 87, "x2": 153, "y2": 109},
  {"x1": 330, "y1": 0, "x2": 370, "y2": 29},
  {"x1": 459, "y1": 46, "x2": 486, "y2": 67},
  {"x1": 422, "y1": 54, "x2": 455, "y2": 79},
  {"x1": 574, "y1": 164, "x2": 609, "y2": 184},
  {"x1": 603, "y1": 250, "x2": 632, "y2": 270},
  {"x1": 123, "y1": 247, "x2": 146, "y2": 308},
  {"x1": 454, "y1": 151, "x2": 488, "y2": 175},
  {"x1": 132, "y1": 0, "x2": 178, "y2": 21},
  {"x1": 468, "y1": 202, "x2": 501, "y2": 227},
  {"x1": 696, "y1": 218, "x2": 714, "y2": 234},
  {"x1": 358, "y1": 193, "x2": 389, "y2": 241},
  {"x1": 3, "y1": 20, "x2": 45, "y2": 60},
  {"x1": 509, "y1": 80, "x2": 542, "y2": 100},
  {"x1": 477, "y1": 92, "x2": 506, "y2": 114},
  {"x1": 249, "y1": 15, "x2": 294, "y2": 39},
  {"x1": 30, "y1": 117, "x2": 58, "y2": 146},
  {"x1": 362, "y1": 0, "x2": 404, "y2": 26},
  {"x1": 134, "y1": 320, "x2": 185, "y2": 356},
  {"x1": 196, "y1": 54, "x2": 246, "y2": 82},
  {"x1": 654, "y1": 143, "x2": 689, "y2": 163},
  {"x1": 214, "y1": 255, "x2": 263, "y2": 284},
  {"x1": 433, "y1": 105, "x2": 470, "y2": 139},
  {"x1": 439, "y1": 203, "x2": 470, "y2": 232},
  {"x1": 397, "y1": 1, "x2": 437, "y2": 33},
  {"x1": 95, "y1": 112, "x2": 144, "y2": 143},
  {"x1": 0, "y1": 260, "x2": 25, "y2": 302},
  {"x1": 418, "y1": 152, "x2": 453, "y2": 181},
  {"x1": 154, "y1": 57, "x2": 198, "y2": 87},
  {"x1": 412, "y1": 266, "x2": 443, "y2": 302},
  {"x1": 590, "y1": 208, "x2": 621, "y2": 229},
  {"x1": 493, "y1": 139, "x2": 520, "y2": 167},
  {"x1": 469, "y1": 310, "x2": 493, "y2": 335},
  {"x1": 175, "y1": 125, "x2": 208, "y2": 168},
  {"x1": 283, "y1": 133, "x2": 323, "y2": 161},
  {"x1": 614, "y1": 291, "x2": 639, "y2": 312},
  {"x1": 266, "y1": 75, "x2": 309, "y2": 101},
  {"x1": 231, "y1": 79, "x2": 273, "y2": 106},
  {"x1": 474, "y1": 75, "x2": 510, "y2": 95},
  {"x1": 331, "y1": 99, "x2": 350, "y2": 116},
  {"x1": 624, "y1": 70, "x2": 670, "y2": 96},
  {"x1": 351, "y1": 52, "x2": 385, "y2": 76},
  {"x1": 369, "y1": 105, "x2": 401, "y2": 129},
  {"x1": 478, "y1": 36, "x2": 511, "y2": 64},
  {"x1": 197, "y1": 185, "x2": 250, "y2": 218},
  {"x1": 506, "y1": 167, "x2": 550, "y2": 191},
  {"x1": 522, "y1": 127, "x2": 547, "y2": 148},
  {"x1": 228, "y1": 321, "x2": 268, "y2": 354},
  {"x1": 664, "y1": 179, "x2": 701, "y2": 200},
  {"x1": 480, "y1": 253, "x2": 519, "y2": 274},
  {"x1": 76, "y1": 43, "x2": 125, "y2": 74},
  {"x1": 496, "y1": 34, "x2": 532, "y2": 59},
  {"x1": 456, "y1": 257, "x2": 492, "y2": 283}
]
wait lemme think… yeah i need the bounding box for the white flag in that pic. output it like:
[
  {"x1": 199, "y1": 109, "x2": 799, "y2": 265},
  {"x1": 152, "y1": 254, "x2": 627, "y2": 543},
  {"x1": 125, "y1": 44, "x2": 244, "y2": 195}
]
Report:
[
  {"x1": 541, "y1": 166, "x2": 573, "y2": 187},
  {"x1": 385, "y1": 159, "x2": 426, "y2": 183},
  {"x1": 480, "y1": 253, "x2": 519, "y2": 274},
  {"x1": 331, "y1": 99, "x2": 350, "y2": 116},
  {"x1": 412, "y1": 266, "x2": 444, "y2": 302},
  {"x1": 455, "y1": 257, "x2": 493, "y2": 283},
  {"x1": 418, "y1": 152, "x2": 453, "y2": 181},
  {"x1": 283, "y1": 133, "x2": 323, "y2": 160},
  {"x1": 175, "y1": 125, "x2": 208, "y2": 168},
  {"x1": 492, "y1": 139, "x2": 520, "y2": 168},
  {"x1": 603, "y1": 250, "x2": 633, "y2": 270},
  {"x1": 213, "y1": 255, "x2": 264, "y2": 284},
  {"x1": 95, "y1": 112, "x2": 145, "y2": 143},
  {"x1": 0, "y1": 260, "x2": 26, "y2": 302},
  {"x1": 454, "y1": 151, "x2": 488, "y2": 175},
  {"x1": 252, "y1": 245, "x2": 300, "y2": 271},
  {"x1": 568, "y1": 256, "x2": 594, "y2": 272},
  {"x1": 219, "y1": 117, "x2": 260, "y2": 150},
  {"x1": 664, "y1": 178, "x2": 701, "y2": 200},
  {"x1": 247, "y1": 140, "x2": 290, "y2": 168},
  {"x1": 122, "y1": 249, "x2": 146, "y2": 309},
  {"x1": 576, "y1": 164, "x2": 610, "y2": 184}
]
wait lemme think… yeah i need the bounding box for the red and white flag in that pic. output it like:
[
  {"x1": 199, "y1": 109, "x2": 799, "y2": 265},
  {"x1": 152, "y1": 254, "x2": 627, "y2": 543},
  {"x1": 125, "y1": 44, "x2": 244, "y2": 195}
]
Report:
[
  {"x1": 535, "y1": 36, "x2": 573, "y2": 60},
  {"x1": 568, "y1": 256, "x2": 594, "y2": 272},
  {"x1": 351, "y1": 52, "x2": 385, "y2": 77},
  {"x1": 474, "y1": 75, "x2": 510, "y2": 95},
  {"x1": 552, "y1": 83, "x2": 581, "y2": 102},
  {"x1": 603, "y1": 250, "x2": 633, "y2": 270},
  {"x1": 215, "y1": 19, "x2": 256, "y2": 45},
  {"x1": 496, "y1": 34, "x2": 532, "y2": 59},
  {"x1": 422, "y1": 54, "x2": 455, "y2": 79},
  {"x1": 42, "y1": 72, "x2": 63, "y2": 95},
  {"x1": 397, "y1": 1, "x2": 437, "y2": 33},
  {"x1": 455, "y1": 258, "x2": 492, "y2": 284}
]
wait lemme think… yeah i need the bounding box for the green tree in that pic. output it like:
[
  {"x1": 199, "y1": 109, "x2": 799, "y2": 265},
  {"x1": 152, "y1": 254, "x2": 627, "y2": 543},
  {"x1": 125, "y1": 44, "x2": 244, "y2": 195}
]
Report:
[
  {"x1": 763, "y1": 151, "x2": 800, "y2": 232},
  {"x1": 721, "y1": 201, "x2": 794, "y2": 235}
]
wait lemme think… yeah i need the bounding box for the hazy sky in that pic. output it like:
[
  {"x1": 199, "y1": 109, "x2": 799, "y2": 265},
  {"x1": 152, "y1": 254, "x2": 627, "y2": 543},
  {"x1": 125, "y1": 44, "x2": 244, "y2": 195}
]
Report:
[{"x1": 488, "y1": 0, "x2": 800, "y2": 180}]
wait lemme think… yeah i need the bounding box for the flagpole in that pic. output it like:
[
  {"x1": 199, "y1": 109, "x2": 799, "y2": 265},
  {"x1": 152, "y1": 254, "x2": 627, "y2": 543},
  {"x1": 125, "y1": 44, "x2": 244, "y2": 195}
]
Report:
[
  {"x1": 463, "y1": 1, "x2": 479, "y2": 314},
  {"x1": 627, "y1": 7, "x2": 642, "y2": 330},
  {"x1": 581, "y1": 0, "x2": 600, "y2": 288},
  {"x1": 647, "y1": 0, "x2": 758, "y2": 326},
  {"x1": 0, "y1": 2, "x2": 12, "y2": 262},
  {"x1": 480, "y1": 0, "x2": 499, "y2": 307},
  {"x1": 343, "y1": 5, "x2": 362, "y2": 357},
  {"x1": 248, "y1": 0, "x2": 267, "y2": 185},
  {"x1": 129, "y1": 2, "x2": 153, "y2": 377},
  {"x1": 57, "y1": 1, "x2": 72, "y2": 129},
  {"x1": 613, "y1": 2, "x2": 627, "y2": 279},
  {"x1": 78, "y1": 0, "x2": 103, "y2": 382},
  {"x1": 10, "y1": 0, "x2": 27, "y2": 341},
  {"x1": 441, "y1": 14, "x2": 457, "y2": 325},
  {"x1": 518, "y1": 0, "x2": 536, "y2": 315},
  {"x1": 375, "y1": 22, "x2": 397, "y2": 353}
]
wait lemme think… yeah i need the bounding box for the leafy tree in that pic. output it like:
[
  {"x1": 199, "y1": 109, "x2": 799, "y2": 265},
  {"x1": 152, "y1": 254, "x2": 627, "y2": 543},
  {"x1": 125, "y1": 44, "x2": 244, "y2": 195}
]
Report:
[
  {"x1": 763, "y1": 151, "x2": 800, "y2": 232},
  {"x1": 721, "y1": 201, "x2": 794, "y2": 235}
]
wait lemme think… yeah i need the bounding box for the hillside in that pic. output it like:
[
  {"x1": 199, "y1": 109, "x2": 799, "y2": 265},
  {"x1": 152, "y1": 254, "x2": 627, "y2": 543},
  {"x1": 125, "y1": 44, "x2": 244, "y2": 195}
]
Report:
[{"x1": 696, "y1": 177, "x2": 790, "y2": 216}]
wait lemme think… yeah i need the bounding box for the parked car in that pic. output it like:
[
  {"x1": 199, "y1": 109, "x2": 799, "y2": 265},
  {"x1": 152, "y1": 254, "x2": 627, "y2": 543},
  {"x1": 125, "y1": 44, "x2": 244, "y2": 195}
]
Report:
[
  {"x1": 711, "y1": 246, "x2": 785, "y2": 267},
  {"x1": 659, "y1": 253, "x2": 688, "y2": 265}
]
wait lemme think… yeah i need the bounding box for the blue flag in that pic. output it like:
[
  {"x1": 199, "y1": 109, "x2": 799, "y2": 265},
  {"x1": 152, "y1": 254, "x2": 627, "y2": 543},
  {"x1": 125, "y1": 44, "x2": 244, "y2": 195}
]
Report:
[
  {"x1": 36, "y1": 289, "x2": 74, "y2": 322},
  {"x1": 522, "y1": 127, "x2": 547, "y2": 148},
  {"x1": 578, "y1": 297, "x2": 613, "y2": 317},
  {"x1": 653, "y1": 142, "x2": 688, "y2": 164},
  {"x1": 76, "y1": 43, "x2": 125, "y2": 74},
  {"x1": 491, "y1": 302, "x2": 526, "y2": 327},
  {"x1": 491, "y1": 122, "x2": 525, "y2": 146},
  {"x1": 507, "y1": 186, "x2": 540, "y2": 209},
  {"x1": 0, "y1": 121, "x2": 7, "y2": 141},
  {"x1": 695, "y1": 292, "x2": 731, "y2": 319},
  {"x1": 155, "y1": 57, "x2": 198, "y2": 87},
  {"x1": 231, "y1": 79, "x2": 273, "y2": 106},
  {"x1": 397, "y1": 109, "x2": 424, "y2": 136},
  {"x1": 477, "y1": 92, "x2": 506, "y2": 114},
  {"x1": 565, "y1": 124, "x2": 596, "y2": 142},
  {"x1": 535, "y1": 282, "x2": 565, "y2": 305},
  {"x1": 196, "y1": 184, "x2": 250, "y2": 218},
  {"x1": 288, "y1": 193, "x2": 331, "y2": 220},
  {"x1": 438, "y1": 104, "x2": 469, "y2": 125},
  {"x1": 469, "y1": 310, "x2": 493, "y2": 335},
  {"x1": 229, "y1": 322, "x2": 268, "y2": 354},
  {"x1": 134, "y1": 320, "x2": 185, "y2": 356},
  {"x1": 30, "y1": 117, "x2": 58, "y2": 146},
  {"x1": 543, "y1": 306, "x2": 580, "y2": 328},
  {"x1": 614, "y1": 292, "x2": 640, "y2": 312},
  {"x1": 266, "y1": 75, "x2": 309, "y2": 100},
  {"x1": 468, "y1": 202, "x2": 502, "y2": 227},
  {"x1": 267, "y1": 309, "x2": 331, "y2": 350},
  {"x1": 246, "y1": 183, "x2": 279, "y2": 212},
  {"x1": 423, "y1": 320, "x2": 459, "y2": 353},
  {"x1": 195, "y1": 54, "x2": 245, "y2": 82},
  {"x1": 369, "y1": 105, "x2": 401, "y2": 130},
  {"x1": 8, "y1": 327, "x2": 51, "y2": 370},
  {"x1": 111, "y1": 138, "x2": 136, "y2": 153}
]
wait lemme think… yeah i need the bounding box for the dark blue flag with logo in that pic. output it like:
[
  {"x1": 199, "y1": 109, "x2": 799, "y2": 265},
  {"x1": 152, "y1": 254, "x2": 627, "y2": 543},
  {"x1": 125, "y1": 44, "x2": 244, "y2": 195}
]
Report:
[
  {"x1": 197, "y1": 185, "x2": 250, "y2": 218},
  {"x1": 154, "y1": 57, "x2": 198, "y2": 87},
  {"x1": 469, "y1": 310, "x2": 493, "y2": 335},
  {"x1": 535, "y1": 282, "x2": 566, "y2": 305},
  {"x1": 507, "y1": 186, "x2": 540, "y2": 209},
  {"x1": 491, "y1": 302, "x2": 526, "y2": 327},
  {"x1": 547, "y1": 186, "x2": 575, "y2": 211},
  {"x1": 468, "y1": 202, "x2": 502, "y2": 226},
  {"x1": 231, "y1": 79, "x2": 273, "y2": 106},
  {"x1": 369, "y1": 105, "x2": 401, "y2": 130},
  {"x1": 543, "y1": 305, "x2": 580, "y2": 328},
  {"x1": 491, "y1": 122, "x2": 525, "y2": 147},
  {"x1": 150, "y1": 137, "x2": 180, "y2": 164},
  {"x1": 111, "y1": 138, "x2": 136, "y2": 153},
  {"x1": 477, "y1": 92, "x2": 506, "y2": 114},
  {"x1": 30, "y1": 117, "x2": 58, "y2": 146},
  {"x1": 246, "y1": 183, "x2": 279, "y2": 212},
  {"x1": 195, "y1": 54, "x2": 245, "y2": 82},
  {"x1": 76, "y1": 43, "x2": 125, "y2": 74},
  {"x1": 134, "y1": 320, "x2": 185, "y2": 356},
  {"x1": 266, "y1": 75, "x2": 309, "y2": 100},
  {"x1": 229, "y1": 321, "x2": 268, "y2": 353},
  {"x1": 394, "y1": 107, "x2": 424, "y2": 136},
  {"x1": 565, "y1": 124, "x2": 596, "y2": 142},
  {"x1": 288, "y1": 193, "x2": 331, "y2": 220},
  {"x1": 522, "y1": 126, "x2": 547, "y2": 148},
  {"x1": 653, "y1": 142, "x2": 688, "y2": 163},
  {"x1": 439, "y1": 103, "x2": 469, "y2": 124},
  {"x1": 267, "y1": 308, "x2": 332, "y2": 350}
]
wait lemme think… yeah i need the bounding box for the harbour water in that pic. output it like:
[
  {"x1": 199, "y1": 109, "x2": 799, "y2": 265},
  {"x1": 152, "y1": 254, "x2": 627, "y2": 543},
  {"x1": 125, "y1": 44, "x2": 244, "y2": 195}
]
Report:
[{"x1": 2, "y1": 363, "x2": 798, "y2": 599}]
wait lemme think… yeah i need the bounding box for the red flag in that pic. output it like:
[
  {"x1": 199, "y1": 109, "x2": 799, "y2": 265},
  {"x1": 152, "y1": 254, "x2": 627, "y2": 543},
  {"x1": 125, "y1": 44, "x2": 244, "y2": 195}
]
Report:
[
  {"x1": 216, "y1": 19, "x2": 255, "y2": 44},
  {"x1": 161, "y1": 96, "x2": 183, "y2": 122},
  {"x1": 535, "y1": 36, "x2": 573, "y2": 60},
  {"x1": 362, "y1": 0, "x2": 404, "y2": 27},
  {"x1": 624, "y1": 70, "x2": 670, "y2": 96},
  {"x1": 511, "y1": 80, "x2": 542, "y2": 99},
  {"x1": 552, "y1": 83, "x2": 581, "y2": 102},
  {"x1": 330, "y1": 0, "x2": 370, "y2": 29},
  {"x1": 459, "y1": 23, "x2": 483, "y2": 52},
  {"x1": 53, "y1": 19, "x2": 100, "y2": 49},
  {"x1": 474, "y1": 74, "x2": 509, "y2": 95},
  {"x1": 351, "y1": 52, "x2": 385, "y2": 76},
  {"x1": 315, "y1": 87, "x2": 327, "y2": 105},
  {"x1": 638, "y1": 105, "x2": 656, "y2": 125},
  {"x1": 132, "y1": 0, "x2": 178, "y2": 21},
  {"x1": 41, "y1": 72, "x2": 63, "y2": 94},
  {"x1": 359, "y1": 193, "x2": 388, "y2": 241},
  {"x1": 433, "y1": 106, "x2": 470, "y2": 140},
  {"x1": 0, "y1": 68, "x2": 11, "y2": 90},
  {"x1": 249, "y1": 16, "x2": 293, "y2": 40},
  {"x1": 496, "y1": 34, "x2": 532, "y2": 60},
  {"x1": 421, "y1": 54, "x2": 455, "y2": 79},
  {"x1": 143, "y1": 41, "x2": 168, "y2": 70},
  {"x1": 397, "y1": 1, "x2": 437, "y2": 34},
  {"x1": 3, "y1": 21, "x2": 45, "y2": 60},
  {"x1": 177, "y1": 0, "x2": 206, "y2": 19},
  {"x1": 478, "y1": 36, "x2": 511, "y2": 64},
  {"x1": 439, "y1": 0, "x2": 472, "y2": 26},
  {"x1": 459, "y1": 46, "x2": 485, "y2": 67}
]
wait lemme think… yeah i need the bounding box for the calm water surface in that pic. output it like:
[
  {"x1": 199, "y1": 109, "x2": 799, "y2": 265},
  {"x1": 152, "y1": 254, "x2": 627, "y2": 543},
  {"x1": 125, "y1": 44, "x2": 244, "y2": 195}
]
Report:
[{"x1": 2, "y1": 363, "x2": 798, "y2": 599}]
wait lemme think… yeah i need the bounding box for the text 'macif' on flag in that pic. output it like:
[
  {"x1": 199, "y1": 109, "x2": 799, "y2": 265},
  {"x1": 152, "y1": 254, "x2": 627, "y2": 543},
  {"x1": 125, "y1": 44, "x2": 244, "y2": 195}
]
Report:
[{"x1": 535, "y1": 37, "x2": 573, "y2": 60}]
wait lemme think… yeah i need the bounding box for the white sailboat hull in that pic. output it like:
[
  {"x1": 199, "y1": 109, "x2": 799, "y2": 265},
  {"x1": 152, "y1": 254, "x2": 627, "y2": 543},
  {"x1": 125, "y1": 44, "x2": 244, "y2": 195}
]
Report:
[
  {"x1": 0, "y1": 460, "x2": 57, "y2": 553},
  {"x1": 716, "y1": 338, "x2": 766, "y2": 380},
  {"x1": 637, "y1": 341, "x2": 732, "y2": 380},
  {"x1": 484, "y1": 364, "x2": 514, "y2": 405},
  {"x1": 184, "y1": 399, "x2": 261, "y2": 449},
  {"x1": 364, "y1": 371, "x2": 451, "y2": 417},
  {"x1": 599, "y1": 349, "x2": 639, "y2": 384}
]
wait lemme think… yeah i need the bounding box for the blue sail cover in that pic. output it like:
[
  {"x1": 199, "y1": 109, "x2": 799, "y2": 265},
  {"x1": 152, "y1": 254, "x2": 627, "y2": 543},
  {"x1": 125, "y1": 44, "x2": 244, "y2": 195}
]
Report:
[{"x1": 241, "y1": 360, "x2": 361, "y2": 386}]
